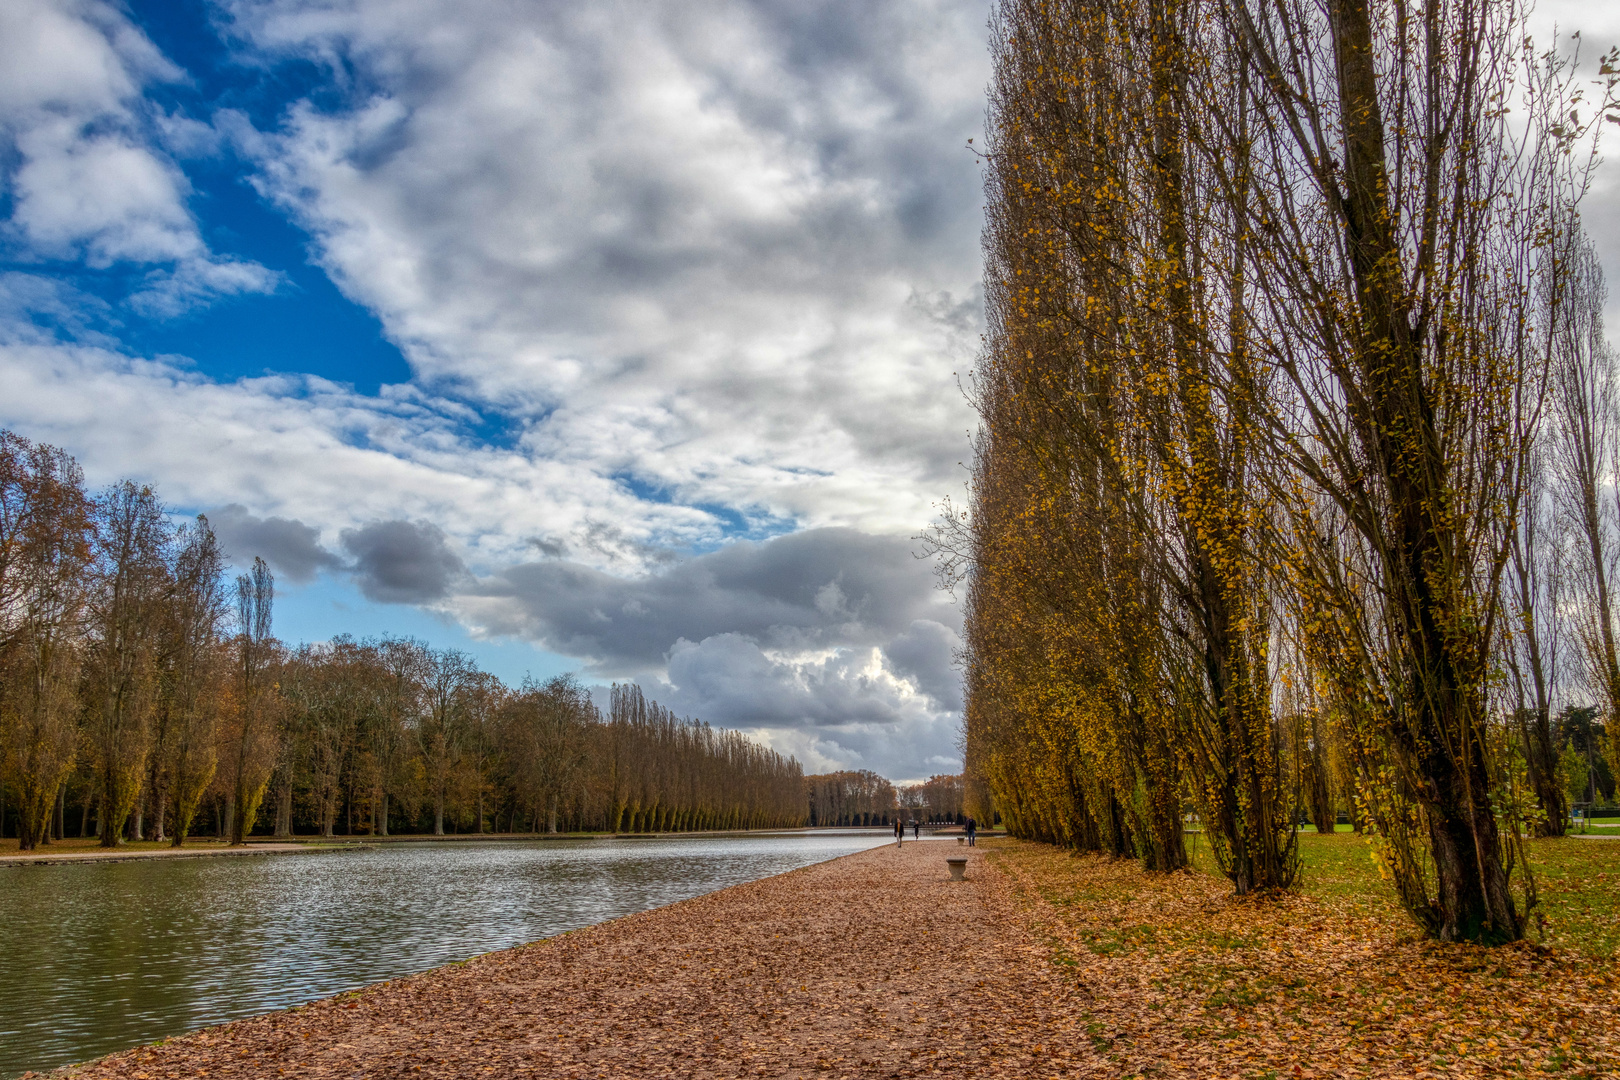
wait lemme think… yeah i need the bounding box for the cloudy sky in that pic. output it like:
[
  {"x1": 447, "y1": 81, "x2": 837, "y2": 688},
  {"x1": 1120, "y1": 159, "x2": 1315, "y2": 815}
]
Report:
[
  {"x1": 0, "y1": 0, "x2": 997, "y2": 782},
  {"x1": 2, "y1": 1, "x2": 1617, "y2": 783}
]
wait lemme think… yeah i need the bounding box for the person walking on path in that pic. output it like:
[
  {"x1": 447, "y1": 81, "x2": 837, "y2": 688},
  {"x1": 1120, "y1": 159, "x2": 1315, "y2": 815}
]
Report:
[
  {"x1": 912, "y1": 820, "x2": 920, "y2": 841},
  {"x1": 894, "y1": 818, "x2": 903, "y2": 847},
  {"x1": 966, "y1": 817, "x2": 977, "y2": 847}
]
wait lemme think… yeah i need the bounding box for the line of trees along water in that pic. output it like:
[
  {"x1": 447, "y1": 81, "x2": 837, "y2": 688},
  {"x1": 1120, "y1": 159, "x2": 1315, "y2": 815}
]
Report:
[
  {"x1": 803, "y1": 770, "x2": 967, "y2": 826},
  {"x1": 0, "y1": 433, "x2": 806, "y2": 848},
  {"x1": 930, "y1": 0, "x2": 1620, "y2": 944}
]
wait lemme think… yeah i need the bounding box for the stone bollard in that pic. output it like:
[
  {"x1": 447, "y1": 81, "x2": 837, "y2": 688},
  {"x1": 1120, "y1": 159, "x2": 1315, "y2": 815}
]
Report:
[
  {"x1": 947, "y1": 857, "x2": 967, "y2": 882},
  {"x1": 957, "y1": 836, "x2": 966, "y2": 845}
]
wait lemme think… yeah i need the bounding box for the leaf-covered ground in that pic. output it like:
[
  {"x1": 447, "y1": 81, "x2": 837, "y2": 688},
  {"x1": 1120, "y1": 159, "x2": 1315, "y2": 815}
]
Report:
[
  {"x1": 39, "y1": 834, "x2": 1619, "y2": 1079},
  {"x1": 992, "y1": 833, "x2": 1620, "y2": 1079},
  {"x1": 50, "y1": 840, "x2": 1097, "y2": 1079}
]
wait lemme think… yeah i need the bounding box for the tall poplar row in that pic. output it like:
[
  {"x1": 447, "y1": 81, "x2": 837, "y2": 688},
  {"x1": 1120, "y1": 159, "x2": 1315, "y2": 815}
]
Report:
[{"x1": 958, "y1": 0, "x2": 1617, "y2": 942}]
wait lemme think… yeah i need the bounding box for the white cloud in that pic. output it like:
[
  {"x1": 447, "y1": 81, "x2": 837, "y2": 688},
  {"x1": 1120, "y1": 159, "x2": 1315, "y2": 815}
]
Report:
[
  {"x1": 3, "y1": 0, "x2": 991, "y2": 776},
  {"x1": 0, "y1": 0, "x2": 175, "y2": 114},
  {"x1": 229, "y1": 0, "x2": 990, "y2": 534},
  {"x1": 10, "y1": 122, "x2": 199, "y2": 265},
  {"x1": 9, "y1": 1, "x2": 1611, "y2": 778},
  {"x1": 127, "y1": 257, "x2": 283, "y2": 318},
  {"x1": 0, "y1": 0, "x2": 276, "y2": 311},
  {"x1": 0, "y1": 339, "x2": 714, "y2": 566}
]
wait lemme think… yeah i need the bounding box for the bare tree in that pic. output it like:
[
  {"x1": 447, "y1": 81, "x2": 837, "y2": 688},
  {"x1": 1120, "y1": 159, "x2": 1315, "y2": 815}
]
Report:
[
  {"x1": 419, "y1": 647, "x2": 474, "y2": 835},
  {"x1": 1550, "y1": 232, "x2": 1620, "y2": 778},
  {"x1": 503, "y1": 675, "x2": 591, "y2": 833},
  {"x1": 83, "y1": 482, "x2": 171, "y2": 847},
  {"x1": 223, "y1": 557, "x2": 280, "y2": 844},
  {"x1": 370, "y1": 636, "x2": 428, "y2": 836},
  {"x1": 287, "y1": 637, "x2": 366, "y2": 838},
  {"x1": 1214, "y1": 0, "x2": 1611, "y2": 940},
  {"x1": 457, "y1": 669, "x2": 505, "y2": 833},
  {"x1": 806, "y1": 771, "x2": 897, "y2": 826},
  {"x1": 0, "y1": 435, "x2": 92, "y2": 850},
  {"x1": 1504, "y1": 444, "x2": 1566, "y2": 835},
  {"x1": 153, "y1": 517, "x2": 228, "y2": 846}
]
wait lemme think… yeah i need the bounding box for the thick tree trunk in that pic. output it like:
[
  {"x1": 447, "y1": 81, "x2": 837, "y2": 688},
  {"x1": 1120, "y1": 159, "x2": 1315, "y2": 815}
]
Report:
[
  {"x1": 274, "y1": 779, "x2": 293, "y2": 838},
  {"x1": 1308, "y1": 743, "x2": 1335, "y2": 836},
  {"x1": 1329, "y1": 0, "x2": 1520, "y2": 942},
  {"x1": 1423, "y1": 733, "x2": 1522, "y2": 941},
  {"x1": 1105, "y1": 793, "x2": 1134, "y2": 859},
  {"x1": 1522, "y1": 711, "x2": 1567, "y2": 837}
]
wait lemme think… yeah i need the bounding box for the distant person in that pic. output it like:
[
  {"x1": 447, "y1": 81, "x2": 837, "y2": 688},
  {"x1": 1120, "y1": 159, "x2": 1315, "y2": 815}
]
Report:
[
  {"x1": 912, "y1": 819, "x2": 920, "y2": 841},
  {"x1": 966, "y1": 817, "x2": 977, "y2": 847},
  {"x1": 894, "y1": 818, "x2": 903, "y2": 847}
]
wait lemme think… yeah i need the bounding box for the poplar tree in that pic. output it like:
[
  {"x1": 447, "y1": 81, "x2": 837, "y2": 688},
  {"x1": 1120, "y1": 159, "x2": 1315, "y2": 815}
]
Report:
[
  {"x1": 0, "y1": 435, "x2": 93, "y2": 850},
  {"x1": 84, "y1": 482, "x2": 169, "y2": 847},
  {"x1": 957, "y1": 0, "x2": 1613, "y2": 940}
]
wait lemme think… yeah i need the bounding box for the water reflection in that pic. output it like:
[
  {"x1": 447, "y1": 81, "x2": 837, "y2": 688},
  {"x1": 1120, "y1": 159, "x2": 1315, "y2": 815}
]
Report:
[{"x1": 0, "y1": 830, "x2": 892, "y2": 1078}]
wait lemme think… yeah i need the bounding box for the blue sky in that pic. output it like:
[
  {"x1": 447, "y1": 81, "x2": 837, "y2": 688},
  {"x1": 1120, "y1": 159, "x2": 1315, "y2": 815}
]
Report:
[
  {"x1": 2, "y1": 0, "x2": 1615, "y2": 780},
  {"x1": 0, "y1": 0, "x2": 1000, "y2": 780},
  {"x1": 19, "y1": 0, "x2": 415, "y2": 390}
]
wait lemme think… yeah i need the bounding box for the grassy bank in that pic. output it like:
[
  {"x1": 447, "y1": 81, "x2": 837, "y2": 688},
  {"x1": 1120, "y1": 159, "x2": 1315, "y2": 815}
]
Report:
[
  {"x1": 0, "y1": 837, "x2": 235, "y2": 857},
  {"x1": 0, "y1": 828, "x2": 844, "y2": 858},
  {"x1": 993, "y1": 832, "x2": 1620, "y2": 1078}
]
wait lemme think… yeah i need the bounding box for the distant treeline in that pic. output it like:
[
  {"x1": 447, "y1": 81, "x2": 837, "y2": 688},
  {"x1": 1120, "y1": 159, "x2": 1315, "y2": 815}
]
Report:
[
  {"x1": 805, "y1": 769, "x2": 967, "y2": 826},
  {"x1": 0, "y1": 431, "x2": 805, "y2": 848}
]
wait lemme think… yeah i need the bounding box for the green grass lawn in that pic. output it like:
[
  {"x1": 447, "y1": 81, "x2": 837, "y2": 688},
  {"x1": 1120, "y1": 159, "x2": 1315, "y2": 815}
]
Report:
[
  {"x1": 992, "y1": 831, "x2": 1620, "y2": 1078},
  {"x1": 1182, "y1": 829, "x2": 1620, "y2": 957}
]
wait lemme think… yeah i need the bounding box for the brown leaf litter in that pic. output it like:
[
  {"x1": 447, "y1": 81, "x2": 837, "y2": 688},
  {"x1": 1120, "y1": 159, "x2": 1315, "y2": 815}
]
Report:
[
  {"x1": 48, "y1": 836, "x2": 1620, "y2": 1079},
  {"x1": 55, "y1": 841, "x2": 1091, "y2": 1079}
]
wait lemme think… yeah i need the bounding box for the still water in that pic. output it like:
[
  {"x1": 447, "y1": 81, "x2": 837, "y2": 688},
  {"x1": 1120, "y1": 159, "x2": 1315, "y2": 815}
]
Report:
[{"x1": 0, "y1": 830, "x2": 893, "y2": 1078}]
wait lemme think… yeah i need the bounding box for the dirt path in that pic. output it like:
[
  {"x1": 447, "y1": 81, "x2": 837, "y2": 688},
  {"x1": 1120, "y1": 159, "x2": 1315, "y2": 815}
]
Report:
[{"x1": 56, "y1": 840, "x2": 1093, "y2": 1079}]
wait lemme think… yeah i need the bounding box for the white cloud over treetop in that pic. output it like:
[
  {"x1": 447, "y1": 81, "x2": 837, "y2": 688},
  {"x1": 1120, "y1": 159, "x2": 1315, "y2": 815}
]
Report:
[
  {"x1": 0, "y1": 0, "x2": 1013, "y2": 780},
  {"x1": 207, "y1": 508, "x2": 966, "y2": 778},
  {"x1": 4, "y1": 0, "x2": 1612, "y2": 779}
]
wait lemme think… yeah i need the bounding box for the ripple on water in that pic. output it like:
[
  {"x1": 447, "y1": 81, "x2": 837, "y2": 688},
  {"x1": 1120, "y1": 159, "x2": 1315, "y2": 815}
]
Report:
[{"x1": 0, "y1": 831, "x2": 894, "y2": 1078}]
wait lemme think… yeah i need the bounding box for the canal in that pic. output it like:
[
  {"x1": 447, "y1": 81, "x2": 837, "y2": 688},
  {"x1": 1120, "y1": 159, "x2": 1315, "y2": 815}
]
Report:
[{"x1": 0, "y1": 830, "x2": 894, "y2": 1078}]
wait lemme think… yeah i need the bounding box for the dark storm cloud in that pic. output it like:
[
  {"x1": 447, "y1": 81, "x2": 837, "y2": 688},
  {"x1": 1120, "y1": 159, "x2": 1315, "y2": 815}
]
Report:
[
  {"x1": 659, "y1": 634, "x2": 927, "y2": 727},
  {"x1": 341, "y1": 519, "x2": 465, "y2": 603},
  {"x1": 653, "y1": 631, "x2": 964, "y2": 777},
  {"x1": 459, "y1": 527, "x2": 965, "y2": 773},
  {"x1": 883, "y1": 619, "x2": 963, "y2": 711},
  {"x1": 464, "y1": 527, "x2": 955, "y2": 669},
  {"x1": 208, "y1": 503, "x2": 342, "y2": 583}
]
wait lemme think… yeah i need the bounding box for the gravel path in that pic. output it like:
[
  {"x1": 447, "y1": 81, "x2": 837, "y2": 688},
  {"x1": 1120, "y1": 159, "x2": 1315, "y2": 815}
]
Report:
[{"x1": 58, "y1": 841, "x2": 1093, "y2": 1079}]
